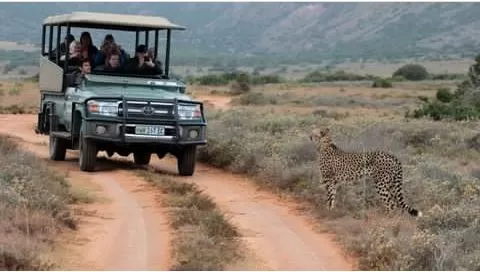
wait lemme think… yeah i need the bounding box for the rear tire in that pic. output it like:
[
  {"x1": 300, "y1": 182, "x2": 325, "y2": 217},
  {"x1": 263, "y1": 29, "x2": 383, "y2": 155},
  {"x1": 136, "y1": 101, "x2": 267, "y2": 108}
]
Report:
[
  {"x1": 49, "y1": 134, "x2": 67, "y2": 161},
  {"x1": 177, "y1": 145, "x2": 197, "y2": 176},
  {"x1": 133, "y1": 151, "x2": 151, "y2": 165},
  {"x1": 79, "y1": 131, "x2": 97, "y2": 172}
]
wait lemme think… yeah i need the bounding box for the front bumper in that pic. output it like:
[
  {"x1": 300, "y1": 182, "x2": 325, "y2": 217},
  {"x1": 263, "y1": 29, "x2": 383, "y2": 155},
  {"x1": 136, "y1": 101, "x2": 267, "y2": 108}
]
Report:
[
  {"x1": 82, "y1": 96, "x2": 207, "y2": 145},
  {"x1": 84, "y1": 121, "x2": 207, "y2": 145}
]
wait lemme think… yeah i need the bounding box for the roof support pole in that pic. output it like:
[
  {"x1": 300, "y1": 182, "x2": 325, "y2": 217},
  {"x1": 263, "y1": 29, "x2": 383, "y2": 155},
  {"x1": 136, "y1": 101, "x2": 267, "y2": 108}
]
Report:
[
  {"x1": 154, "y1": 30, "x2": 159, "y2": 61},
  {"x1": 64, "y1": 24, "x2": 71, "y2": 71},
  {"x1": 165, "y1": 29, "x2": 171, "y2": 78},
  {"x1": 145, "y1": 30, "x2": 149, "y2": 48},
  {"x1": 48, "y1": 25, "x2": 53, "y2": 58},
  {"x1": 135, "y1": 30, "x2": 139, "y2": 51},
  {"x1": 56, "y1": 25, "x2": 61, "y2": 64},
  {"x1": 41, "y1": 25, "x2": 46, "y2": 56}
]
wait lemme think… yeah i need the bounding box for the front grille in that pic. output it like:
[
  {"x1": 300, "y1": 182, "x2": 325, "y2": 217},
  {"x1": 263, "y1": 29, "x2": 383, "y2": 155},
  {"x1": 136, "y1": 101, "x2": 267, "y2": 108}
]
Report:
[{"x1": 118, "y1": 100, "x2": 175, "y2": 119}]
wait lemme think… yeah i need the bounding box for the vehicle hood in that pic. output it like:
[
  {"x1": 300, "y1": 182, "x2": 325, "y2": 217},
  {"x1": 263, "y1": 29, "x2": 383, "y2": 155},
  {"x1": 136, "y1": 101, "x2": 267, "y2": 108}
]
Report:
[
  {"x1": 81, "y1": 85, "x2": 192, "y2": 101},
  {"x1": 78, "y1": 74, "x2": 193, "y2": 101}
]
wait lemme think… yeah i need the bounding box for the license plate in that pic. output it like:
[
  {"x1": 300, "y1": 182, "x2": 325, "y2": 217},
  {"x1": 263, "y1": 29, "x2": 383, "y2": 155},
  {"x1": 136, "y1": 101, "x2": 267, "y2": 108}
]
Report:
[{"x1": 135, "y1": 125, "x2": 165, "y2": 136}]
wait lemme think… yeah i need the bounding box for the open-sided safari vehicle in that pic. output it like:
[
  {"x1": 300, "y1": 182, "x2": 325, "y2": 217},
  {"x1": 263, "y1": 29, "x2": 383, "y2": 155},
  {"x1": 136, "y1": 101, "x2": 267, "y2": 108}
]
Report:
[{"x1": 35, "y1": 12, "x2": 207, "y2": 175}]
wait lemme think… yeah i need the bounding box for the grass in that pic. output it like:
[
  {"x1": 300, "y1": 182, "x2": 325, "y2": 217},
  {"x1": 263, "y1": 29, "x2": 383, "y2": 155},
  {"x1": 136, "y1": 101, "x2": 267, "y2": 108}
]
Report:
[
  {"x1": 196, "y1": 106, "x2": 480, "y2": 270},
  {"x1": 136, "y1": 169, "x2": 243, "y2": 270},
  {"x1": 231, "y1": 90, "x2": 413, "y2": 109},
  {"x1": 0, "y1": 105, "x2": 34, "y2": 114},
  {"x1": 8, "y1": 83, "x2": 23, "y2": 96},
  {"x1": 0, "y1": 135, "x2": 77, "y2": 270}
]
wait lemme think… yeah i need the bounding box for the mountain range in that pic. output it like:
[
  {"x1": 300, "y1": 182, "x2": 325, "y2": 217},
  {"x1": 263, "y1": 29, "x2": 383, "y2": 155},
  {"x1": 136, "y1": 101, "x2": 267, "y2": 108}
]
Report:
[{"x1": 1, "y1": 2, "x2": 480, "y2": 62}]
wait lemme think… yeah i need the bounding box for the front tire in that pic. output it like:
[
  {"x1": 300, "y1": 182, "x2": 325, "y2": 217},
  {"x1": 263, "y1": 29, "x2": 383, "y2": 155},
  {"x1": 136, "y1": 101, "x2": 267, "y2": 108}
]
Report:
[
  {"x1": 133, "y1": 151, "x2": 151, "y2": 165},
  {"x1": 177, "y1": 145, "x2": 197, "y2": 176},
  {"x1": 79, "y1": 131, "x2": 97, "y2": 172},
  {"x1": 49, "y1": 134, "x2": 67, "y2": 161}
]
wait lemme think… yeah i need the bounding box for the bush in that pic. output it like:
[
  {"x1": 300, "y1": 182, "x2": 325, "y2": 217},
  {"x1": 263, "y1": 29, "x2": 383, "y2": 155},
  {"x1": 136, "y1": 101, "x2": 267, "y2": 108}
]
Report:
[
  {"x1": 251, "y1": 74, "x2": 282, "y2": 85},
  {"x1": 436, "y1": 88, "x2": 453, "y2": 103},
  {"x1": 191, "y1": 72, "x2": 284, "y2": 87},
  {"x1": 430, "y1": 73, "x2": 465, "y2": 81},
  {"x1": 407, "y1": 55, "x2": 480, "y2": 121},
  {"x1": 301, "y1": 70, "x2": 374, "y2": 83},
  {"x1": 393, "y1": 64, "x2": 429, "y2": 81},
  {"x1": 230, "y1": 72, "x2": 251, "y2": 94},
  {"x1": 372, "y1": 78, "x2": 393, "y2": 88}
]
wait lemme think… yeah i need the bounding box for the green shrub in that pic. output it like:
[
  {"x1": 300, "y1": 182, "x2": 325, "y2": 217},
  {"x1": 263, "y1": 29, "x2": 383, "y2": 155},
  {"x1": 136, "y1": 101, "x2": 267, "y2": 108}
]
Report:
[
  {"x1": 436, "y1": 88, "x2": 453, "y2": 103},
  {"x1": 372, "y1": 78, "x2": 393, "y2": 88},
  {"x1": 407, "y1": 55, "x2": 480, "y2": 121},
  {"x1": 230, "y1": 72, "x2": 251, "y2": 94},
  {"x1": 192, "y1": 72, "x2": 284, "y2": 87},
  {"x1": 393, "y1": 64, "x2": 429, "y2": 81},
  {"x1": 251, "y1": 74, "x2": 282, "y2": 85},
  {"x1": 301, "y1": 70, "x2": 374, "y2": 83}
]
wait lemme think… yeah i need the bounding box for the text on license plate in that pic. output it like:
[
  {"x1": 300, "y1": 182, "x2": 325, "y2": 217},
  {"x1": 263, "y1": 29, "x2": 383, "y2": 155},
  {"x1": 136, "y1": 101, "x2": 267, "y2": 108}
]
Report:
[{"x1": 135, "y1": 125, "x2": 165, "y2": 136}]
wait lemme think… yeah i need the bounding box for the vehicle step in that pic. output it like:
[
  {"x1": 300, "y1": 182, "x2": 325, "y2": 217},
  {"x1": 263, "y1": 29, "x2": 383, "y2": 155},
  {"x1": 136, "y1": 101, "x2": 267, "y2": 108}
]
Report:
[{"x1": 51, "y1": 131, "x2": 72, "y2": 139}]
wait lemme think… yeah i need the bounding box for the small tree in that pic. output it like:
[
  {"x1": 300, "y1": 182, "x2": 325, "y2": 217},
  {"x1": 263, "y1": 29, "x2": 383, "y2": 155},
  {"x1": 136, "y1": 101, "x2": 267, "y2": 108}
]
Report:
[
  {"x1": 230, "y1": 72, "x2": 251, "y2": 94},
  {"x1": 393, "y1": 64, "x2": 429, "y2": 81},
  {"x1": 372, "y1": 77, "x2": 393, "y2": 88}
]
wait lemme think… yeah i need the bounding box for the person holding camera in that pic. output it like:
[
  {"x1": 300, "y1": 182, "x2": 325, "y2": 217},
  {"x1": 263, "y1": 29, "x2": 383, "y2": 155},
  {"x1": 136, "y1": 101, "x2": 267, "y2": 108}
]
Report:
[{"x1": 124, "y1": 44, "x2": 162, "y2": 75}]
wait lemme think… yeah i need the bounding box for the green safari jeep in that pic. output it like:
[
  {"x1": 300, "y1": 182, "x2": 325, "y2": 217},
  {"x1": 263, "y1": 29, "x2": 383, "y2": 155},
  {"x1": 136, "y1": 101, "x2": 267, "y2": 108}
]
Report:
[{"x1": 35, "y1": 12, "x2": 207, "y2": 175}]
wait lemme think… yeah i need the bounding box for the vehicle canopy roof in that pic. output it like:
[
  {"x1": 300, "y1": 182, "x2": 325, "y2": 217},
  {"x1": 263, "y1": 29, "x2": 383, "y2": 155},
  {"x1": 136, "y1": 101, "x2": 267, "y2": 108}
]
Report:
[{"x1": 42, "y1": 11, "x2": 186, "y2": 31}]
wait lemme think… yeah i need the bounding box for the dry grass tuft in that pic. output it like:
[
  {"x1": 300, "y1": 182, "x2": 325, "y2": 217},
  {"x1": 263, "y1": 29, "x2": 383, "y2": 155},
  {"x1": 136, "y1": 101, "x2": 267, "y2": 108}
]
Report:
[
  {"x1": 0, "y1": 135, "x2": 76, "y2": 270},
  {"x1": 137, "y1": 170, "x2": 243, "y2": 270}
]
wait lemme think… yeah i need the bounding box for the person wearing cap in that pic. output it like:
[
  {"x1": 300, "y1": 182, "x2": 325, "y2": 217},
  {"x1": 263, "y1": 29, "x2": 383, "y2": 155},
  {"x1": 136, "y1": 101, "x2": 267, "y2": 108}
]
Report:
[{"x1": 124, "y1": 44, "x2": 162, "y2": 75}]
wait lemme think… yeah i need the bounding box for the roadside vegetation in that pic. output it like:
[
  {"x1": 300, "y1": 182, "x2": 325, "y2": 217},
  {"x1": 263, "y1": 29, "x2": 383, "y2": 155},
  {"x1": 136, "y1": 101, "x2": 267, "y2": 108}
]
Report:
[
  {"x1": 407, "y1": 54, "x2": 480, "y2": 121},
  {"x1": 0, "y1": 80, "x2": 38, "y2": 114},
  {"x1": 137, "y1": 169, "x2": 243, "y2": 270},
  {"x1": 0, "y1": 135, "x2": 78, "y2": 270},
  {"x1": 186, "y1": 64, "x2": 465, "y2": 90},
  {"x1": 195, "y1": 54, "x2": 480, "y2": 270}
]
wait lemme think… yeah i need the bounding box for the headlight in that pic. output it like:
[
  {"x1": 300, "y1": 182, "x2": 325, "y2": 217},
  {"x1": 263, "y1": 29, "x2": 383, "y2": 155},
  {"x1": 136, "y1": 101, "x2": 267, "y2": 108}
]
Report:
[
  {"x1": 177, "y1": 104, "x2": 201, "y2": 120},
  {"x1": 87, "y1": 100, "x2": 118, "y2": 117}
]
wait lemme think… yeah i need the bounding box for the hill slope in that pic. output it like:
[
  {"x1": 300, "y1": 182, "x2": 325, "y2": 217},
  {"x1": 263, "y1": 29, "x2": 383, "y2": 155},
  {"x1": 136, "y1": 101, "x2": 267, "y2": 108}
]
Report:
[{"x1": 1, "y1": 2, "x2": 480, "y2": 60}]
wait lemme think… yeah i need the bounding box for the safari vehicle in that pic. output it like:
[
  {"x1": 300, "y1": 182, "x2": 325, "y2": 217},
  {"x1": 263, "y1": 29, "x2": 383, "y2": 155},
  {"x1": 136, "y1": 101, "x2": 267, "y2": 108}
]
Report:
[{"x1": 35, "y1": 12, "x2": 207, "y2": 175}]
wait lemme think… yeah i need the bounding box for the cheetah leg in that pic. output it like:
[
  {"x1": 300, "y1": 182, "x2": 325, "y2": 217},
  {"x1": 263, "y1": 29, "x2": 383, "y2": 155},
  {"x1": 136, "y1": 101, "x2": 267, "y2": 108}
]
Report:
[
  {"x1": 326, "y1": 181, "x2": 337, "y2": 210},
  {"x1": 375, "y1": 182, "x2": 395, "y2": 213}
]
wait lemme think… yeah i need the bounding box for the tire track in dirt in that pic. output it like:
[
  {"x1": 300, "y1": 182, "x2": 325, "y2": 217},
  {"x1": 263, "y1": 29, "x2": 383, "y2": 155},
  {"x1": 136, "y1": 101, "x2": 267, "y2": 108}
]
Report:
[
  {"x1": 0, "y1": 113, "x2": 355, "y2": 270},
  {"x1": 149, "y1": 157, "x2": 355, "y2": 270},
  {"x1": 187, "y1": 92, "x2": 355, "y2": 269},
  {"x1": 0, "y1": 114, "x2": 171, "y2": 270}
]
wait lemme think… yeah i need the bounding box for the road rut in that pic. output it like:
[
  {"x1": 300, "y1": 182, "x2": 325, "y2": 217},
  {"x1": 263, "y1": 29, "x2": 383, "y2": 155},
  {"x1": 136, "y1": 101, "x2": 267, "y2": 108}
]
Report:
[{"x1": 0, "y1": 114, "x2": 354, "y2": 270}]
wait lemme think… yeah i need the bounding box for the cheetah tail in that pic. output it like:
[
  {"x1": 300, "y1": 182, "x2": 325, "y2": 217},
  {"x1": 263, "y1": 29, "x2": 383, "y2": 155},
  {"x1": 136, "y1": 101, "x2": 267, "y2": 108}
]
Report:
[
  {"x1": 408, "y1": 207, "x2": 423, "y2": 217},
  {"x1": 393, "y1": 167, "x2": 422, "y2": 217}
]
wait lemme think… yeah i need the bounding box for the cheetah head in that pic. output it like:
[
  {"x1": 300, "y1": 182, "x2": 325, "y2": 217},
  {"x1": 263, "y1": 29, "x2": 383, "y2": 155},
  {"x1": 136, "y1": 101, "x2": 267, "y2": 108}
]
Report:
[{"x1": 309, "y1": 127, "x2": 333, "y2": 149}]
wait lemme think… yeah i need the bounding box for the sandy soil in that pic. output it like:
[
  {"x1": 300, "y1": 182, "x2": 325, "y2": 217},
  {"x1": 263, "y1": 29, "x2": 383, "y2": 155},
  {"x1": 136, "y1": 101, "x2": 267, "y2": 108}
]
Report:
[{"x1": 0, "y1": 110, "x2": 354, "y2": 270}]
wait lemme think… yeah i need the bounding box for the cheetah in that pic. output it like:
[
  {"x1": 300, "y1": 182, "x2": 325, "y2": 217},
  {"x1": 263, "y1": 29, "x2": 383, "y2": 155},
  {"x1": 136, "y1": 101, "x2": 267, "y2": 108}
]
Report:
[{"x1": 309, "y1": 127, "x2": 422, "y2": 217}]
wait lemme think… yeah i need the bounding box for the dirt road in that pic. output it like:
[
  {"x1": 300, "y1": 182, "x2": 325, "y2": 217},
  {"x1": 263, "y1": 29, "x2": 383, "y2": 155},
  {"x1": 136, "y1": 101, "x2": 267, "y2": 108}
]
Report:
[
  {"x1": 0, "y1": 114, "x2": 171, "y2": 270},
  {"x1": 0, "y1": 113, "x2": 354, "y2": 270}
]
